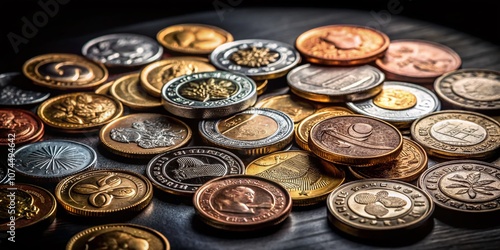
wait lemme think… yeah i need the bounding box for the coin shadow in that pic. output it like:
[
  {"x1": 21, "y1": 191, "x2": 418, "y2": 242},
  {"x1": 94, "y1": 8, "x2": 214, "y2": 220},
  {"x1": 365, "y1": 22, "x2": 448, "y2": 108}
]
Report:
[
  {"x1": 55, "y1": 206, "x2": 146, "y2": 226},
  {"x1": 153, "y1": 188, "x2": 194, "y2": 206},
  {"x1": 433, "y1": 207, "x2": 500, "y2": 229},
  {"x1": 95, "y1": 142, "x2": 152, "y2": 165}
]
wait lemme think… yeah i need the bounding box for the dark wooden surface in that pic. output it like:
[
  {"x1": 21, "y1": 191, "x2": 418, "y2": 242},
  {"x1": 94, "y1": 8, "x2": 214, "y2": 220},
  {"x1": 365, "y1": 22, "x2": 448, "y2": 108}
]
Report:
[{"x1": 2, "y1": 7, "x2": 500, "y2": 250}]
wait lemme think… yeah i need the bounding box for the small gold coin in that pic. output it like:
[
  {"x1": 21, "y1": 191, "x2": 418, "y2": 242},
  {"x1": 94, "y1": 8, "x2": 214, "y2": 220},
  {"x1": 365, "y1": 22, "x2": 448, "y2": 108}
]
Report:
[
  {"x1": 254, "y1": 94, "x2": 317, "y2": 123},
  {"x1": 109, "y1": 73, "x2": 162, "y2": 110},
  {"x1": 372, "y1": 88, "x2": 417, "y2": 110}
]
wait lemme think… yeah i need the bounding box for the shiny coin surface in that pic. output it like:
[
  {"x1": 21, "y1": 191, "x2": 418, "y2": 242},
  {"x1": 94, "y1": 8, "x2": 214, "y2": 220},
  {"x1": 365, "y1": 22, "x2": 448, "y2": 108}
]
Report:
[
  {"x1": 295, "y1": 24, "x2": 390, "y2": 66},
  {"x1": 14, "y1": 139, "x2": 97, "y2": 183},
  {"x1": 326, "y1": 179, "x2": 434, "y2": 239},
  {"x1": 82, "y1": 33, "x2": 163, "y2": 67},
  {"x1": 0, "y1": 72, "x2": 50, "y2": 106},
  {"x1": 146, "y1": 146, "x2": 245, "y2": 196},
  {"x1": 109, "y1": 73, "x2": 162, "y2": 110},
  {"x1": 0, "y1": 109, "x2": 44, "y2": 146},
  {"x1": 55, "y1": 169, "x2": 153, "y2": 217},
  {"x1": 199, "y1": 108, "x2": 294, "y2": 156},
  {"x1": 346, "y1": 81, "x2": 441, "y2": 129},
  {"x1": 193, "y1": 174, "x2": 292, "y2": 231},
  {"x1": 418, "y1": 160, "x2": 500, "y2": 214},
  {"x1": 375, "y1": 39, "x2": 462, "y2": 84},
  {"x1": 434, "y1": 69, "x2": 500, "y2": 113},
  {"x1": 209, "y1": 39, "x2": 301, "y2": 80},
  {"x1": 286, "y1": 64, "x2": 384, "y2": 103},
  {"x1": 410, "y1": 110, "x2": 500, "y2": 160},
  {"x1": 0, "y1": 183, "x2": 57, "y2": 231},
  {"x1": 256, "y1": 79, "x2": 268, "y2": 96},
  {"x1": 157, "y1": 23, "x2": 234, "y2": 55},
  {"x1": 66, "y1": 223, "x2": 170, "y2": 250},
  {"x1": 99, "y1": 113, "x2": 192, "y2": 158},
  {"x1": 161, "y1": 71, "x2": 257, "y2": 119},
  {"x1": 246, "y1": 150, "x2": 345, "y2": 206},
  {"x1": 254, "y1": 94, "x2": 317, "y2": 124},
  {"x1": 94, "y1": 80, "x2": 114, "y2": 95},
  {"x1": 22, "y1": 53, "x2": 108, "y2": 91},
  {"x1": 309, "y1": 114, "x2": 403, "y2": 166}
]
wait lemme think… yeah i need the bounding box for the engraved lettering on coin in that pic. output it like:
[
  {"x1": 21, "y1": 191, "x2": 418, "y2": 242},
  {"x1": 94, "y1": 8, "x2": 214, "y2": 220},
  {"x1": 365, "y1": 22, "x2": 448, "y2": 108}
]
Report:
[
  {"x1": 430, "y1": 120, "x2": 486, "y2": 146},
  {"x1": 230, "y1": 47, "x2": 279, "y2": 67},
  {"x1": 320, "y1": 122, "x2": 393, "y2": 152},
  {"x1": 171, "y1": 156, "x2": 227, "y2": 183},
  {"x1": 350, "y1": 190, "x2": 411, "y2": 219},
  {"x1": 179, "y1": 78, "x2": 237, "y2": 102},
  {"x1": 36, "y1": 61, "x2": 94, "y2": 84},
  {"x1": 217, "y1": 114, "x2": 278, "y2": 140},
  {"x1": 85, "y1": 230, "x2": 150, "y2": 250},
  {"x1": 22, "y1": 144, "x2": 86, "y2": 175},
  {"x1": 150, "y1": 61, "x2": 198, "y2": 88},
  {"x1": 215, "y1": 186, "x2": 273, "y2": 214},
  {"x1": 440, "y1": 171, "x2": 500, "y2": 203},
  {"x1": 451, "y1": 77, "x2": 500, "y2": 102},
  {"x1": 387, "y1": 46, "x2": 452, "y2": 73},
  {"x1": 72, "y1": 174, "x2": 136, "y2": 208},
  {"x1": 52, "y1": 94, "x2": 117, "y2": 124},
  {"x1": 373, "y1": 88, "x2": 417, "y2": 110},
  {"x1": 0, "y1": 189, "x2": 39, "y2": 220}
]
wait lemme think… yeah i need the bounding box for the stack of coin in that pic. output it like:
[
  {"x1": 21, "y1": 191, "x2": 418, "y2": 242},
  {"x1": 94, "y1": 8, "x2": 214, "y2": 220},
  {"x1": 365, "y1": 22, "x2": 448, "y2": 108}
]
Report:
[
  {"x1": 254, "y1": 94, "x2": 318, "y2": 125},
  {"x1": 0, "y1": 109, "x2": 44, "y2": 146},
  {"x1": 108, "y1": 73, "x2": 162, "y2": 111}
]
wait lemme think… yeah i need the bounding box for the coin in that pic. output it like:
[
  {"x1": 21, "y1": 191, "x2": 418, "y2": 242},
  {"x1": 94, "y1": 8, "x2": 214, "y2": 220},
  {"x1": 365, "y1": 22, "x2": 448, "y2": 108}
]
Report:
[
  {"x1": 55, "y1": 169, "x2": 153, "y2": 217},
  {"x1": 82, "y1": 33, "x2": 163, "y2": 67},
  {"x1": 94, "y1": 80, "x2": 114, "y2": 95},
  {"x1": 295, "y1": 24, "x2": 390, "y2": 65},
  {"x1": 22, "y1": 53, "x2": 108, "y2": 91},
  {"x1": 0, "y1": 164, "x2": 8, "y2": 184},
  {"x1": 256, "y1": 79, "x2": 268, "y2": 96},
  {"x1": 209, "y1": 39, "x2": 301, "y2": 80},
  {"x1": 346, "y1": 81, "x2": 441, "y2": 129},
  {"x1": 0, "y1": 72, "x2": 50, "y2": 106},
  {"x1": 109, "y1": 73, "x2": 162, "y2": 110},
  {"x1": 418, "y1": 160, "x2": 500, "y2": 214},
  {"x1": 146, "y1": 146, "x2": 245, "y2": 196},
  {"x1": 434, "y1": 69, "x2": 500, "y2": 113},
  {"x1": 157, "y1": 23, "x2": 233, "y2": 55},
  {"x1": 161, "y1": 71, "x2": 257, "y2": 119},
  {"x1": 254, "y1": 94, "x2": 317, "y2": 124},
  {"x1": 0, "y1": 109, "x2": 44, "y2": 146},
  {"x1": 326, "y1": 179, "x2": 434, "y2": 239},
  {"x1": 193, "y1": 175, "x2": 292, "y2": 231},
  {"x1": 66, "y1": 223, "x2": 170, "y2": 250},
  {"x1": 375, "y1": 39, "x2": 462, "y2": 84},
  {"x1": 308, "y1": 114, "x2": 403, "y2": 166},
  {"x1": 410, "y1": 110, "x2": 500, "y2": 160},
  {"x1": 286, "y1": 64, "x2": 384, "y2": 103}
]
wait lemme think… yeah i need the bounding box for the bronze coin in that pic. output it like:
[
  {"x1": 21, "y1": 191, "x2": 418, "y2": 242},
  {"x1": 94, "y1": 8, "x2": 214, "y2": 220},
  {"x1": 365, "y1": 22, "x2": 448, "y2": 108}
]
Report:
[{"x1": 0, "y1": 109, "x2": 44, "y2": 146}]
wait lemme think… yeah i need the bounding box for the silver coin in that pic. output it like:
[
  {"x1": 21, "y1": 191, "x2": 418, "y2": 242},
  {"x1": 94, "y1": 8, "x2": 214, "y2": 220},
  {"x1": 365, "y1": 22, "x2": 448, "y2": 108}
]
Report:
[
  {"x1": 161, "y1": 70, "x2": 257, "y2": 119},
  {"x1": 0, "y1": 72, "x2": 50, "y2": 106},
  {"x1": 209, "y1": 39, "x2": 301, "y2": 80},
  {"x1": 82, "y1": 33, "x2": 163, "y2": 67},
  {"x1": 286, "y1": 64, "x2": 384, "y2": 102},
  {"x1": 14, "y1": 139, "x2": 97, "y2": 183},
  {"x1": 145, "y1": 146, "x2": 245, "y2": 196},
  {"x1": 0, "y1": 164, "x2": 8, "y2": 184},
  {"x1": 346, "y1": 81, "x2": 441, "y2": 129}
]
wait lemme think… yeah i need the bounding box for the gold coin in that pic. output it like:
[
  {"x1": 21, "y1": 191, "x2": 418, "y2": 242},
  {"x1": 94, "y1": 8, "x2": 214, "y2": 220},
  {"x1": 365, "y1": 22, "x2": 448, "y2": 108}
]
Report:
[
  {"x1": 256, "y1": 79, "x2": 268, "y2": 96},
  {"x1": 254, "y1": 94, "x2": 317, "y2": 123},
  {"x1": 372, "y1": 88, "x2": 417, "y2": 110},
  {"x1": 94, "y1": 80, "x2": 114, "y2": 95},
  {"x1": 139, "y1": 57, "x2": 216, "y2": 97},
  {"x1": 109, "y1": 73, "x2": 162, "y2": 110},
  {"x1": 22, "y1": 53, "x2": 108, "y2": 91}
]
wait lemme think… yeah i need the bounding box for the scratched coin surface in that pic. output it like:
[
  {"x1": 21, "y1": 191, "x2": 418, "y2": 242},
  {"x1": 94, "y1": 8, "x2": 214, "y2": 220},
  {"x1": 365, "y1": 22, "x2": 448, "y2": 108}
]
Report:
[
  {"x1": 254, "y1": 94, "x2": 317, "y2": 123},
  {"x1": 326, "y1": 179, "x2": 434, "y2": 239},
  {"x1": 193, "y1": 175, "x2": 292, "y2": 231},
  {"x1": 0, "y1": 108, "x2": 44, "y2": 146},
  {"x1": 145, "y1": 146, "x2": 245, "y2": 196},
  {"x1": 418, "y1": 160, "x2": 500, "y2": 214},
  {"x1": 109, "y1": 73, "x2": 162, "y2": 110},
  {"x1": 0, "y1": 72, "x2": 50, "y2": 106}
]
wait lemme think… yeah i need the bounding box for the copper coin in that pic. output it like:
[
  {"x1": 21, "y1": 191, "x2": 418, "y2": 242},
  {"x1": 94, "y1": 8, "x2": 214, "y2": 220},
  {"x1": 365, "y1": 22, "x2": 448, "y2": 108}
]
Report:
[{"x1": 0, "y1": 109, "x2": 44, "y2": 146}]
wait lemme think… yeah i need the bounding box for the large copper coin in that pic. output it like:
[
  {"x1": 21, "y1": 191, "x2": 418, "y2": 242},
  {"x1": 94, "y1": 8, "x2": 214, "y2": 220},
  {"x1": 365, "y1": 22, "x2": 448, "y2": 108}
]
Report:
[{"x1": 0, "y1": 109, "x2": 44, "y2": 146}]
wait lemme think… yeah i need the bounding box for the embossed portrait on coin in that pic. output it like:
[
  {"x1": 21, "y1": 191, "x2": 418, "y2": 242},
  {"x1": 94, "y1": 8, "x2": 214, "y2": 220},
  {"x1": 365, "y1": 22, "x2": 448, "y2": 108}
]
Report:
[
  {"x1": 451, "y1": 78, "x2": 500, "y2": 102},
  {"x1": 179, "y1": 78, "x2": 237, "y2": 102},
  {"x1": 215, "y1": 186, "x2": 272, "y2": 214},
  {"x1": 52, "y1": 94, "x2": 117, "y2": 124},
  {"x1": 219, "y1": 114, "x2": 278, "y2": 140},
  {"x1": 85, "y1": 230, "x2": 149, "y2": 250},
  {"x1": 429, "y1": 120, "x2": 486, "y2": 146},
  {"x1": 170, "y1": 156, "x2": 227, "y2": 184},
  {"x1": 350, "y1": 190, "x2": 411, "y2": 219}
]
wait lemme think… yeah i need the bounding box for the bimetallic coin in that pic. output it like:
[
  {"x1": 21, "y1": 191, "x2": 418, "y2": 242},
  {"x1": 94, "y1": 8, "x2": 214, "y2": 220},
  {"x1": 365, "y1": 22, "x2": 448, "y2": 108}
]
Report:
[
  {"x1": 66, "y1": 223, "x2": 170, "y2": 250},
  {"x1": 0, "y1": 183, "x2": 57, "y2": 231},
  {"x1": 199, "y1": 108, "x2": 294, "y2": 156},
  {"x1": 286, "y1": 64, "x2": 384, "y2": 103},
  {"x1": 434, "y1": 69, "x2": 500, "y2": 112},
  {"x1": 254, "y1": 94, "x2": 317, "y2": 124},
  {"x1": 161, "y1": 71, "x2": 257, "y2": 119},
  {"x1": 246, "y1": 150, "x2": 345, "y2": 206},
  {"x1": 375, "y1": 39, "x2": 462, "y2": 84},
  {"x1": 209, "y1": 39, "x2": 301, "y2": 80},
  {"x1": 410, "y1": 110, "x2": 500, "y2": 160},
  {"x1": 326, "y1": 179, "x2": 434, "y2": 239},
  {"x1": 82, "y1": 33, "x2": 163, "y2": 67},
  {"x1": 14, "y1": 139, "x2": 97, "y2": 183},
  {"x1": 193, "y1": 175, "x2": 292, "y2": 231},
  {"x1": 346, "y1": 81, "x2": 441, "y2": 129},
  {"x1": 146, "y1": 146, "x2": 245, "y2": 196},
  {"x1": 0, "y1": 109, "x2": 44, "y2": 146},
  {"x1": 418, "y1": 160, "x2": 500, "y2": 214},
  {"x1": 295, "y1": 24, "x2": 390, "y2": 66},
  {"x1": 109, "y1": 73, "x2": 162, "y2": 110},
  {"x1": 55, "y1": 169, "x2": 153, "y2": 217},
  {"x1": 22, "y1": 53, "x2": 108, "y2": 91},
  {"x1": 0, "y1": 72, "x2": 50, "y2": 106},
  {"x1": 308, "y1": 115, "x2": 403, "y2": 166}
]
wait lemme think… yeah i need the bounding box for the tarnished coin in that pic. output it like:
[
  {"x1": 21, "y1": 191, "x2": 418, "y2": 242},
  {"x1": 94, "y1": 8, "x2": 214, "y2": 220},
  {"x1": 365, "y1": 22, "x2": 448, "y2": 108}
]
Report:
[
  {"x1": 434, "y1": 69, "x2": 500, "y2": 113},
  {"x1": 199, "y1": 108, "x2": 294, "y2": 156},
  {"x1": 254, "y1": 94, "x2": 317, "y2": 124},
  {"x1": 346, "y1": 81, "x2": 441, "y2": 129},
  {"x1": 109, "y1": 73, "x2": 162, "y2": 110},
  {"x1": 146, "y1": 146, "x2": 245, "y2": 196},
  {"x1": 0, "y1": 109, "x2": 44, "y2": 146},
  {"x1": 193, "y1": 175, "x2": 292, "y2": 231},
  {"x1": 66, "y1": 223, "x2": 170, "y2": 250},
  {"x1": 82, "y1": 33, "x2": 163, "y2": 67},
  {"x1": 418, "y1": 160, "x2": 500, "y2": 214},
  {"x1": 157, "y1": 23, "x2": 234, "y2": 55},
  {"x1": 295, "y1": 24, "x2": 390, "y2": 66},
  {"x1": 410, "y1": 110, "x2": 500, "y2": 160},
  {"x1": 161, "y1": 71, "x2": 257, "y2": 119},
  {"x1": 209, "y1": 39, "x2": 301, "y2": 80},
  {"x1": 246, "y1": 150, "x2": 345, "y2": 206},
  {"x1": 375, "y1": 39, "x2": 462, "y2": 84},
  {"x1": 326, "y1": 179, "x2": 434, "y2": 239},
  {"x1": 55, "y1": 169, "x2": 153, "y2": 217},
  {"x1": 14, "y1": 139, "x2": 97, "y2": 183},
  {"x1": 286, "y1": 64, "x2": 384, "y2": 103},
  {"x1": 308, "y1": 114, "x2": 403, "y2": 166},
  {"x1": 0, "y1": 183, "x2": 57, "y2": 231},
  {"x1": 0, "y1": 72, "x2": 50, "y2": 106},
  {"x1": 22, "y1": 53, "x2": 108, "y2": 91}
]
